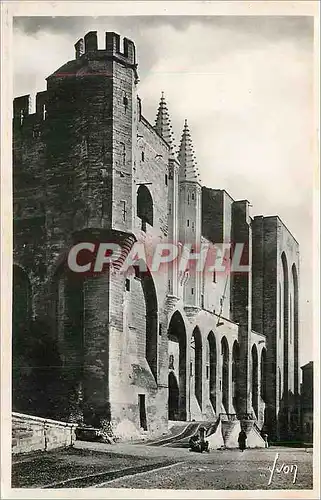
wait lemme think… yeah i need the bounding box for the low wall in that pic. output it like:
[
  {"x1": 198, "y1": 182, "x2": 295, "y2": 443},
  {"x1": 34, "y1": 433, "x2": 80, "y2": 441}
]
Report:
[{"x1": 12, "y1": 412, "x2": 78, "y2": 454}]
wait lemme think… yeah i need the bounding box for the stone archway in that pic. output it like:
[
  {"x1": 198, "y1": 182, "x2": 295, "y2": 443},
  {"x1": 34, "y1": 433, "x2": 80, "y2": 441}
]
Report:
[
  {"x1": 133, "y1": 262, "x2": 158, "y2": 380},
  {"x1": 168, "y1": 371, "x2": 179, "y2": 420},
  {"x1": 251, "y1": 344, "x2": 259, "y2": 419},
  {"x1": 207, "y1": 331, "x2": 217, "y2": 412},
  {"x1": 167, "y1": 311, "x2": 187, "y2": 421},
  {"x1": 221, "y1": 336, "x2": 229, "y2": 413},
  {"x1": 232, "y1": 340, "x2": 240, "y2": 413},
  {"x1": 191, "y1": 327, "x2": 202, "y2": 410}
]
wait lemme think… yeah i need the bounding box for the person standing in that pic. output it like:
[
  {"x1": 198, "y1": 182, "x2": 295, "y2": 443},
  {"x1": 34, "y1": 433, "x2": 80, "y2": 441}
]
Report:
[
  {"x1": 263, "y1": 432, "x2": 269, "y2": 448},
  {"x1": 238, "y1": 429, "x2": 247, "y2": 451}
]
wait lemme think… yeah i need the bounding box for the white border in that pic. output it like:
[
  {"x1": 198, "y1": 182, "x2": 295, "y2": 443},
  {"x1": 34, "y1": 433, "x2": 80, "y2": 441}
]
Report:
[{"x1": 1, "y1": 1, "x2": 320, "y2": 499}]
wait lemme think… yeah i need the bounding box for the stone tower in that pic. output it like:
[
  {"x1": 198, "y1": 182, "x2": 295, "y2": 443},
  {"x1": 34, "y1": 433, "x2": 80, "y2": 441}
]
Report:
[
  {"x1": 13, "y1": 31, "x2": 140, "y2": 427},
  {"x1": 178, "y1": 120, "x2": 202, "y2": 307}
]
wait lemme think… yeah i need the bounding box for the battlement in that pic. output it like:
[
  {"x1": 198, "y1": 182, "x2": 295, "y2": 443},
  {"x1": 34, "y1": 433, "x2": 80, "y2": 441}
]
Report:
[
  {"x1": 74, "y1": 31, "x2": 136, "y2": 66},
  {"x1": 13, "y1": 91, "x2": 48, "y2": 125}
]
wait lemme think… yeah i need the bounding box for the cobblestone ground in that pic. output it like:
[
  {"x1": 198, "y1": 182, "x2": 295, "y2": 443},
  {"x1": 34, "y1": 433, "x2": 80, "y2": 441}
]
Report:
[
  {"x1": 12, "y1": 441, "x2": 314, "y2": 492},
  {"x1": 84, "y1": 442, "x2": 313, "y2": 491}
]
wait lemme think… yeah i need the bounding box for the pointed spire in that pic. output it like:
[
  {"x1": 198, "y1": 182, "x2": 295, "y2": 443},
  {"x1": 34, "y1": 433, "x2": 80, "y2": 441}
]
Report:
[
  {"x1": 154, "y1": 92, "x2": 176, "y2": 158},
  {"x1": 178, "y1": 119, "x2": 201, "y2": 184}
]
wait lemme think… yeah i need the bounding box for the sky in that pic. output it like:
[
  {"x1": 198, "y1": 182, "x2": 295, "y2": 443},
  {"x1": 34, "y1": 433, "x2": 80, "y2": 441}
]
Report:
[{"x1": 12, "y1": 15, "x2": 315, "y2": 367}]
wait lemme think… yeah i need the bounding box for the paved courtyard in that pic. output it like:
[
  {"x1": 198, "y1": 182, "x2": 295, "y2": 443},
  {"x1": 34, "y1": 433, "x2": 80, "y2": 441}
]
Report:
[{"x1": 12, "y1": 440, "x2": 313, "y2": 491}]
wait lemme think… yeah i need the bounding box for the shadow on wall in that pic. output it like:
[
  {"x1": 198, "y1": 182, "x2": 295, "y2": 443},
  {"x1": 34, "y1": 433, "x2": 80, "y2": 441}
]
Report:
[
  {"x1": 277, "y1": 390, "x2": 301, "y2": 442},
  {"x1": 12, "y1": 318, "x2": 66, "y2": 419}
]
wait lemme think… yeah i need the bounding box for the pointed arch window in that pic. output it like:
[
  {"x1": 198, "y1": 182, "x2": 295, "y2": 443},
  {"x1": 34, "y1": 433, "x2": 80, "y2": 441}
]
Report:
[{"x1": 137, "y1": 185, "x2": 153, "y2": 229}]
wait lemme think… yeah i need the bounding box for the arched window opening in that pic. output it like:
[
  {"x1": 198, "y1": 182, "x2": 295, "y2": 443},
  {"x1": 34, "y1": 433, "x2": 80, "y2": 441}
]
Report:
[
  {"x1": 221, "y1": 337, "x2": 229, "y2": 413},
  {"x1": 191, "y1": 327, "x2": 202, "y2": 409},
  {"x1": 251, "y1": 344, "x2": 259, "y2": 418},
  {"x1": 137, "y1": 185, "x2": 153, "y2": 230},
  {"x1": 207, "y1": 332, "x2": 217, "y2": 412}
]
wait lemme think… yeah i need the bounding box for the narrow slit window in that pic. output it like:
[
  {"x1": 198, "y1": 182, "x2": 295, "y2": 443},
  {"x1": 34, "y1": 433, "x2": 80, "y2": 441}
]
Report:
[
  {"x1": 165, "y1": 174, "x2": 168, "y2": 186},
  {"x1": 120, "y1": 142, "x2": 126, "y2": 166},
  {"x1": 121, "y1": 201, "x2": 127, "y2": 221}
]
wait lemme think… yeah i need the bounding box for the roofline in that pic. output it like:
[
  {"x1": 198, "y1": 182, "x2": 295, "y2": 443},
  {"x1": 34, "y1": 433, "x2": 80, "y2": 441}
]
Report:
[
  {"x1": 201, "y1": 186, "x2": 235, "y2": 202},
  {"x1": 300, "y1": 360, "x2": 313, "y2": 370},
  {"x1": 140, "y1": 114, "x2": 171, "y2": 150},
  {"x1": 253, "y1": 215, "x2": 299, "y2": 245}
]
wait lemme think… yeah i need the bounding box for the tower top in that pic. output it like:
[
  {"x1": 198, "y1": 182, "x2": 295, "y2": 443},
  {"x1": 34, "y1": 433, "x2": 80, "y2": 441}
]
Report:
[
  {"x1": 48, "y1": 31, "x2": 138, "y2": 83},
  {"x1": 178, "y1": 120, "x2": 201, "y2": 184},
  {"x1": 154, "y1": 92, "x2": 176, "y2": 159},
  {"x1": 74, "y1": 31, "x2": 136, "y2": 65}
]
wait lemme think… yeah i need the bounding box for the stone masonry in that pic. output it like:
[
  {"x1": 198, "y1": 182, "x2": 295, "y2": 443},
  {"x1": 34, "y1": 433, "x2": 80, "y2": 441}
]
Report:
[{"x1": 12, "y1": 31, "x2": 300, "y2": 443}]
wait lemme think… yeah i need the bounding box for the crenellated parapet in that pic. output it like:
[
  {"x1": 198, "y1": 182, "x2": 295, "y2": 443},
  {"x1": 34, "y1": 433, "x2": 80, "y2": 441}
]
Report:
[
  {"x1": 73, "y1": 31, "x2": 136, "y2": 69},
  {"x1": 13, "y1": 91, "x2": 48, "y2": 137}
]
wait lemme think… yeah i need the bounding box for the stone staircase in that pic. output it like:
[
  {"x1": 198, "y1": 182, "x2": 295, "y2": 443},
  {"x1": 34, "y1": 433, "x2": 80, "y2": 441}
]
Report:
[
  {"x1": 219, "y1": 413, "x2": 266, "y2": 448},
  {"x1": 143, "y1": 414, "x2": 265, "y2": 450}
]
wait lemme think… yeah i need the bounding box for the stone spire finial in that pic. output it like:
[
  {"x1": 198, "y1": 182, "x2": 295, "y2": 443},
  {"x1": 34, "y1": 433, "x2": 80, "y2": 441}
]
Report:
[
  {"x1": 154, "y1": 92, "x2": 176, "y2": 158},
  {"x1": 178, "y1": 119, "x2": 201, "y2": 184}
]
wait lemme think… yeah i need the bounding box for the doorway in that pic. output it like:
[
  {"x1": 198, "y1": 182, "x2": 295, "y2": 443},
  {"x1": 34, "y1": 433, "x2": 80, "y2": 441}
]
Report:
[{"x1": 138, "y1": 394, "x2": 147, "y2": 430}]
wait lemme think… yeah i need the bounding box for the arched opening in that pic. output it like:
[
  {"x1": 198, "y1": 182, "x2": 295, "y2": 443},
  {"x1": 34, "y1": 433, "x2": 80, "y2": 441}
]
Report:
[
  {"x1": 292, "y1": 264, "x2": 299, "y2": 395},
  {"x1": 53, "y1": 264, "x2": 85, "y2": 421},
  {"x1": 12, "y1": 265, "x2": 62, "y2": 418},
  {"x1": 251, "y1": 344, "x2": 259, "y2": 418},
  {"x1": 260, "y1": 348, "x2": 267, "y2": 402},
  {"x1": 252, "y1": 344, "x2": 259, "y2": 418},
  {"x1": 168, "y1": 371, "x2": 179, "y2": 420},
  {"x1": 221, "y1": 337, "x2": 229, "y2": 413},
  {"x1": 281, "y1": 252, "x2": 289, "y2": 400},
  {"x1": 207, "y1": 331, "x2": 217, "y2": 412},
  {"x1": 133, "y1": 262, "x2": 158, "y2": 380},
  {"x1": 232, "y1": 340, "x2": 240, "y2": 412},
  {"x1": 191, "y1": 327, "x2": 202, "y2": 410},
  {"x1": 168, "y1": 311, "x2": 187, "y2": 420},
  {"x1": 12, "y1": 265, "x2": 32, "y2": 412},
  {"x1": 137, "y1": 185, "x2": 153, "y2": 230}
]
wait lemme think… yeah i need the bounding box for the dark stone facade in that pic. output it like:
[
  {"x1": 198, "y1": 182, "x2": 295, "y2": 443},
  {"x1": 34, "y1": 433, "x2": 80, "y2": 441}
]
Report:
[{"x1": 12, "y1": 31, "x2": 300, "y2": 441}]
